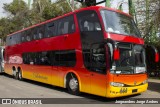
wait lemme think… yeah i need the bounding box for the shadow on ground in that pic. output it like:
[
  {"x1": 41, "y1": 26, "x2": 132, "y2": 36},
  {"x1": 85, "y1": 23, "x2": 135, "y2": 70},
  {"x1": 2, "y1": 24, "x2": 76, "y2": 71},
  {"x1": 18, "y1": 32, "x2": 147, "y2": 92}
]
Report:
[
  {"x1": 148, "y1": 81, "x2": 160, "y2": 93},
  {"x1": 1, "y1": 73, "x2": 141, "y2": 104}
]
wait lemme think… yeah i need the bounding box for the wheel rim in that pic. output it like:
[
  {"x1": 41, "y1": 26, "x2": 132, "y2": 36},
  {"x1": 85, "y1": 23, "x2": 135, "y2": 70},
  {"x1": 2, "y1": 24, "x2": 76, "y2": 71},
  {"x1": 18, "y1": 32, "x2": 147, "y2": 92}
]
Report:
[
  {"x1": 13, "y1": 70, "x2": 16, "y2": 76},
  {"x1": 19, "y1": 71, "x2": 22, "y2": 79},
  {"x1": 69, "y1": 78, "x2": 78, "y2": 91}
]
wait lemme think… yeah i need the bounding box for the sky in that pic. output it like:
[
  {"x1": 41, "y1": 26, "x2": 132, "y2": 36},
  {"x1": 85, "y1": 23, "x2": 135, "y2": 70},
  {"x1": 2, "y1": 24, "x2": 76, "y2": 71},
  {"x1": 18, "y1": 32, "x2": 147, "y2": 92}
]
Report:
[
  {"x1": 0, "y1": 0, "x2": 129, "y2": 18},
  {"x1": 0, "y1": 0, "x2": 12, "y2": 17}
]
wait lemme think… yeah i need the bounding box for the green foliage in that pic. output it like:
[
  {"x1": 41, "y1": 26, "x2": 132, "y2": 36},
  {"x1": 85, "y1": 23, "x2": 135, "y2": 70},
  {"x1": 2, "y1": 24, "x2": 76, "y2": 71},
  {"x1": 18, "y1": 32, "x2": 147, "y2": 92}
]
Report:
[
  {"x1": 134, "y1": 0, "x2": 160, "y2": 72},
  {"x1": 0, "y1": 0, "x2": 30, "y2": 39},
  {"x1": 3, "y1": 0, "x2": 28, "y2": 16},
  {"x1": 134, "y1": 0, "x2": 160, "y2": 45},
  {"x1": 128, "y1": 0, "x2": 134, "y2": 16}
]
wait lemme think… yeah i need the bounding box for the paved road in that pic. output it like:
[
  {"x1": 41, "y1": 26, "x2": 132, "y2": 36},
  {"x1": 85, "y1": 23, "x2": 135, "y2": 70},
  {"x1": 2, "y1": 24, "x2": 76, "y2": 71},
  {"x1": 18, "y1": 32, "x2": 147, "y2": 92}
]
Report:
[{"x1": 0, "y1": 74, "x2": 160, "y2": 107}]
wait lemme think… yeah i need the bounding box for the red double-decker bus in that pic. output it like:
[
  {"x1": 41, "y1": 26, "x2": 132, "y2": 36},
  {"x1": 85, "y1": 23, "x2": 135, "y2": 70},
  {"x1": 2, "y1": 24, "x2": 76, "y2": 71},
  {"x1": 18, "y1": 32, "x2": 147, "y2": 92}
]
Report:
[{"x1": 4, "y1": 6, "x2": 153, "y2": 98}]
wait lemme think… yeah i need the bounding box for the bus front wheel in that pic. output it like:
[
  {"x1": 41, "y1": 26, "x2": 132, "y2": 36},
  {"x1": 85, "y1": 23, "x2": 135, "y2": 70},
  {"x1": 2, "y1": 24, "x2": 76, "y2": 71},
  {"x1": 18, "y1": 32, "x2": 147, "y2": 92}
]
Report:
[{"x1": 66, "y1": 73, "x2": 80, "y2": 95}]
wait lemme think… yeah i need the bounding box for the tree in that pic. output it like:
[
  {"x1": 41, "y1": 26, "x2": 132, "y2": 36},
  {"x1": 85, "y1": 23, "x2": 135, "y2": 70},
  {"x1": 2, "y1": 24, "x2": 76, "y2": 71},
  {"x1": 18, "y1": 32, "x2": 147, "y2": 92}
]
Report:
[
  {"x1": 42, "y1": 0, "x2": 81, "y2": 20},
  {"x1": 3, "y1": 0, "x2": 31, "y2": 29},
  {"x1": 31, "y1": 0, "x2": 51, "y2": 23},
  {"x1": 0, "y1": 0, "x2": 30, "y2": 44},
  {"x1": 3, "y1": 0, "x2": 28, "y2": 16},
  {"x1": 134, "y1": 0, "x2": 160, "y2": 45},
  {"x1": 133, "y1": 0, "x2": 160, "y2": 73},
  {"x1": 31, "y1": 0, "x2": 77, "y2": 22}
]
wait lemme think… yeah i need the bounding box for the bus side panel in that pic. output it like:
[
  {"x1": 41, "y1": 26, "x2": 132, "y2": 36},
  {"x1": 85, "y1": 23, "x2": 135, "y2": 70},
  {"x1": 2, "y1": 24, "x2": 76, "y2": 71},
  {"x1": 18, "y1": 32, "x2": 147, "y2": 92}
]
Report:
[
  {"x1": 57, "y1": 67, "x2": 91, "y2": 93},
  {"x1": 4, "y1": 63, "x2": 13, "y2": 75},
  {"x1": 21, "y1": 64, "x2": 59, "y2": 85}
]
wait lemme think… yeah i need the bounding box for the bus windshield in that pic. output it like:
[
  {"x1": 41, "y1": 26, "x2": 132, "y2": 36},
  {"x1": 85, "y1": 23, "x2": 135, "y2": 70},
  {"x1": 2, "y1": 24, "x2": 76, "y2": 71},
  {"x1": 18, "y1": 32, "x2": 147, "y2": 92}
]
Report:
[
  {"x1": 100, "y1": 10, "x2": 141, "y2": 37},
  {"x1": 110, "y1": 43, "x2": 146, "y2": 74}
]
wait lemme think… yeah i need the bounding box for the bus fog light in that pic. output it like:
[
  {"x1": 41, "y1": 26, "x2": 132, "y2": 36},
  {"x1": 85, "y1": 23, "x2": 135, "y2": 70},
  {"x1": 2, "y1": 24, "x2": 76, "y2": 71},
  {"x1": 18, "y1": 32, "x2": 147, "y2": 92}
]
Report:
[{"x1": 110, "y1": 82, "x2": 124, "y2": 87}]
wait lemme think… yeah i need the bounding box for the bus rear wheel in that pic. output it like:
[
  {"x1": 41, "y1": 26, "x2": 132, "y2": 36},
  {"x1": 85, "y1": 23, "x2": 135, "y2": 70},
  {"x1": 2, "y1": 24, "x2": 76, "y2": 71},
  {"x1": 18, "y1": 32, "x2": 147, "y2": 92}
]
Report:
[
  {"x1": 0, "y1": 65, "x2": 3, "y2": 75},
  {"x1": 13, "y1": 69, "x2": 18, "y2": 79},
  {"x1": 66, "y1": 73, "x2": 80, "y2": 95},
  {"x1": 18, "y1": 70, "x2": 23, "y2": 80}
]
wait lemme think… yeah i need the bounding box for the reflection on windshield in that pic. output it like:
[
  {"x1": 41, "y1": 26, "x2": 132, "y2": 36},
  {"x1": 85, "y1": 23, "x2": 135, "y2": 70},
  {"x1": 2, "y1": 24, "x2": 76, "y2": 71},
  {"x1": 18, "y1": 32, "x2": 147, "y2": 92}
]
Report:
[
  {"x1": 100, "y1": 10, "x2": 141, "y2": 37},
  {"x1": 110, "y1": 43, "x2": 146, "y2": 74},
  {"x1": 116, "y1": 49, "x2": 134, "y2": 67}
]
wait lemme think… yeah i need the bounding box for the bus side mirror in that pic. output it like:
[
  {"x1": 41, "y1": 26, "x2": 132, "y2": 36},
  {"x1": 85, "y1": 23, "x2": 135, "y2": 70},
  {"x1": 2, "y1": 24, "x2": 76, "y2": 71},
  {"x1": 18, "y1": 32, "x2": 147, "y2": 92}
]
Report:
[
  {"x1": 113, "y1": 47, "x2": 120, "y2": 60},
  {"x1": 105, "y1": 39, "x2": 120, "y2": 61},
  {"x1": 155, "y1": 52, "x2": 159, "y2": 62},
  {"x1": 151, "y1": 46, "x2": 159, "y2": 62}
]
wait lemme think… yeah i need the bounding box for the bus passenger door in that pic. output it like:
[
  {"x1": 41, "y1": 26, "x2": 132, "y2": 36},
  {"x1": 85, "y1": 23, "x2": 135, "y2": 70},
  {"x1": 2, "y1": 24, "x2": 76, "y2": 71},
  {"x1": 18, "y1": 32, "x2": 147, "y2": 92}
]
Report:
[
  {"x1": 76, "y1": 10, "x2": 107, "y2": 96},
  {"x1": 89, "y1": 43, "x2": 107, "y2": 97}
]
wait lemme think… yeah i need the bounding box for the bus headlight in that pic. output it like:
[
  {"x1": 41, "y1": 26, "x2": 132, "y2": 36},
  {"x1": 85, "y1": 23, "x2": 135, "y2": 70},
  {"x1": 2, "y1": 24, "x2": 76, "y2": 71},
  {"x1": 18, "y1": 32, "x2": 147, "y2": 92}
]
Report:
[
  {"x1": 142, "y1": 79, "x2": 148, "y2": 84},
  {"x1": 110, "y1": 82, "x2": 124, "y2": 87}
]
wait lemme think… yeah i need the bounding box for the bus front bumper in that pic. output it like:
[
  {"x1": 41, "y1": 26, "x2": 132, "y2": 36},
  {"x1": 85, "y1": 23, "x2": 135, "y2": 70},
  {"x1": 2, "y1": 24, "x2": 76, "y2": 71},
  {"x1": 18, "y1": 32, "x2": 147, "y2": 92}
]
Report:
[{"x1": 106, "y1": 83, "x2": 148, "y2": 98}]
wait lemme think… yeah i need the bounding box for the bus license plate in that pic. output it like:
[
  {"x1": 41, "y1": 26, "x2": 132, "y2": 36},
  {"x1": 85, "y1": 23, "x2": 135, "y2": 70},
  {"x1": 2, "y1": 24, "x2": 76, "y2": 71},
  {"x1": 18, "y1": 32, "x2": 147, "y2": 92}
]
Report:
[{"x1": 132, "y1": 89, "x2": 137, "y2": 93}]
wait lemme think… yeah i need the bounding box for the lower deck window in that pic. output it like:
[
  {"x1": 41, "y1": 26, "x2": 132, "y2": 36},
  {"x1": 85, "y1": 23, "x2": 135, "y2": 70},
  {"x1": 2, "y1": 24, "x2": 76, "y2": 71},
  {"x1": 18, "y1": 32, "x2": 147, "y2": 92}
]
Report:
[{"x1": 22, "y1": 50, "x2": 76, "y2": 67}]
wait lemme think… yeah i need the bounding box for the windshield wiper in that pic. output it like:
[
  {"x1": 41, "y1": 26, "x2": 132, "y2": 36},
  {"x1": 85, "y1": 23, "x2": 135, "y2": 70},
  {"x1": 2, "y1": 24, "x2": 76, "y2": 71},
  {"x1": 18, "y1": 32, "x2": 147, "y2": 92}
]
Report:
[{"x1": 120, "y1": 56, "x2": 132, "y2": 66}]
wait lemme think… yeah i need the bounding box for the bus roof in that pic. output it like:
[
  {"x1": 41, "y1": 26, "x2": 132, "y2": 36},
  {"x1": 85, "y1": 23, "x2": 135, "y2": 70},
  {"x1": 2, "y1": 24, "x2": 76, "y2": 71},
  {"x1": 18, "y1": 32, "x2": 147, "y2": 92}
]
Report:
[{"x1": 7, "y1": 6, "x2": 132, "y2": 37}]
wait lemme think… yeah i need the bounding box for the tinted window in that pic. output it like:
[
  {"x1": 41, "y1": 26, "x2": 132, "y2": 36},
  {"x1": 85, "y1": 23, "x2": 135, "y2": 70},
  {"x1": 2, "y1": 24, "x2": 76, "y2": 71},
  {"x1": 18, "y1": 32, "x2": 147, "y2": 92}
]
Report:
[
  {"x1": 77, "y1": 11, "x2": 102, "y2": 32},
  {"x1": 90, "y1": 44, "x2": 106, "y2": 73},
  {"x1": 6, "y1": 33, "x2": 21, "y2": 46},
  {"x1": 21, "y1": 31, "x2": 26, "y2": 42},
  {"x1": 23, "y1": 51, "x2": 52, "y2": 66},
  {"x1": 46, "y1": 21, "x2": 57, "y2": 37},
  {"x1": 36, "y1": 52, "x2": 52, "y2": 65},
  {"x1": 100, "y1": 10, "x2": 141, "y2": 37},
  {"x1": 16, "y1": 33, "x2": 21, "y2": 44},
  {"x1": 77, "y1": 10, "x2": 105, "y2": 73},
  {"x1": 23, "y1": 53, "x2": 30, "y2": 64},
  {"x1": 22, "y1": 50, "x2": 76, "y2": 67},
  {"x1": 10, "y1": 34, "x2": 17, "y2": 45},
  {"x1": 32, "y1": 27, "x2": 39, "y2": 40},
  {"x1": 37, "y1": 25, "x2": 45, "y2": 39},
  {"x1": 57, "y1": 15, "x2": 75, "y2": 35},
  {"x1": 6, "y1": 36, "x2": 11, "y2": 46},
  {"x1": 26, "y1": 30, "x2": 32, "y2": 42},
  {"x1": 54, "y1": 50, "x2": 76, "y2": 67}
]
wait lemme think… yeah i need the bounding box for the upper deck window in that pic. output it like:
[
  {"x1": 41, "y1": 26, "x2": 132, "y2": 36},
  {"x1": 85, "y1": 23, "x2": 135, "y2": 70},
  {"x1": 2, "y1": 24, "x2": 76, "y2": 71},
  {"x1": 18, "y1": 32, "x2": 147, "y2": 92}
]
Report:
[
  {"x1": 46, "y1": 21, "x2": 57, "y2": 37},
  {"x1": 100, "y1": 10, "x2": 141, "y2": 37},
  {"x1": 57, "y1": 15, "x2": 75, "y2": 35},
  {"x1": 6, "y1": 15, "x2": 75, "y2": 46},
  {"x1": 77, "y1": 10, "x2": 102, "y2": 32}
]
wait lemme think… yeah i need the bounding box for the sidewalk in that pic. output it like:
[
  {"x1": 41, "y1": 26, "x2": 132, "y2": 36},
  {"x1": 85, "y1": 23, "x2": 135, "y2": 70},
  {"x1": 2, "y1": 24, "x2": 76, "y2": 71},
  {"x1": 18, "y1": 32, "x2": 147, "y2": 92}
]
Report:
[
  {"x1": 148, "y1": 78, "x2": 160, "y2": 83},
  {"x1": 148, "y1": 78, "x2": 160, "y2": 94}
]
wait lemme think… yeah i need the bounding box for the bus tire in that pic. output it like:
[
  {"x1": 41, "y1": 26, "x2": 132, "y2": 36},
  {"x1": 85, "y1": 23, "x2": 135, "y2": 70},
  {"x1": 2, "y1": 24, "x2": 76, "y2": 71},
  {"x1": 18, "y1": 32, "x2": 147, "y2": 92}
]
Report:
[
  {"x1": 13, "y1": 68, "x2": 18, "y2": 79},
  {"x1": 66, "y1": 73, "x2": 80, "y2": 95},
  {"x1": 0, "y1": 65, "x2": 3, "y2": 75},
  {"x1": 18, "y1": 69, "x2": 23, "y2": 81}
]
